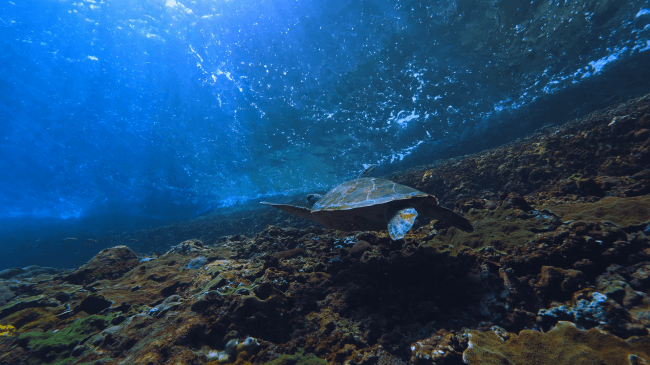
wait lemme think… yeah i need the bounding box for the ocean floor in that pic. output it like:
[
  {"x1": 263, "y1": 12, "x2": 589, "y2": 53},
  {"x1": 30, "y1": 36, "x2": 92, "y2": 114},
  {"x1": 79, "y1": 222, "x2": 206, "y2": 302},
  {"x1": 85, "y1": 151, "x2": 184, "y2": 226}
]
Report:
[{"x1": 2, "y1": 94, "x2": 650, "y2": 364}]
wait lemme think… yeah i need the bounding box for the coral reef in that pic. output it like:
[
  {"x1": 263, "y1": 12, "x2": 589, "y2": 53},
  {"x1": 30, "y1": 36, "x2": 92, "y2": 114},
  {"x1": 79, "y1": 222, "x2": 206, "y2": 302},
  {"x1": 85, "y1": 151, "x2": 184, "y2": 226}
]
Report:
[
  {"x1": 1, "y1": 93, "x2": 650, "y2": 364},
  {"x1": 463, "y1": 321, "x2": 650, "y2": 365},
  {"x1": 265, "y1": 349, "x2": 326, "y2": 365}
]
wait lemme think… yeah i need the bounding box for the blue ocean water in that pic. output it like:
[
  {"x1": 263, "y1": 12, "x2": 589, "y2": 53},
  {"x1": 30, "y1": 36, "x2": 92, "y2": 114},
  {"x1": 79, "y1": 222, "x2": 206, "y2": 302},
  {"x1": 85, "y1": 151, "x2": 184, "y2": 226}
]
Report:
[{"x1": 1, "y1": 0, "x2": 649, "y2": 269}]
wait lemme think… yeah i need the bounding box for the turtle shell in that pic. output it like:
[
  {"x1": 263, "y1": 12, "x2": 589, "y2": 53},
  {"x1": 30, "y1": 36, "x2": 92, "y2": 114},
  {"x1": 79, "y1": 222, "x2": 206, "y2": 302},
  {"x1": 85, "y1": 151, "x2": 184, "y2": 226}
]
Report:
[
  {"x1": 261, "y1": 176, "x2": 472, "y2": 236},
  {"x1": 312, "y1": 177, "x2": 430, "y2": 211}
]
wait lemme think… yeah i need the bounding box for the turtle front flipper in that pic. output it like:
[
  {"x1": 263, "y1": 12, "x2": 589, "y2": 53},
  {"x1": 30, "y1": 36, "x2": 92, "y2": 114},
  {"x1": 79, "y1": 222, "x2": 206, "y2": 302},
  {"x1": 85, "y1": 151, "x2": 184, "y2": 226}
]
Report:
[
  {"x1": 387, "y1": 207, "x2": 418, "y2": 240},
  {"x1": 261, "y1": 202, "x2": 313, "y2": 220}
]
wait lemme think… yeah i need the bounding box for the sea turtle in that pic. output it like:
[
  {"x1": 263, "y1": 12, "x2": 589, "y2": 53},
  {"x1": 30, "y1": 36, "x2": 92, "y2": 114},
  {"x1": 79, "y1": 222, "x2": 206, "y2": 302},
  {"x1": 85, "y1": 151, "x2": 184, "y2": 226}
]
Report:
[{"x1": 261, "y1": 166, "x2": 473, "y2": 240}]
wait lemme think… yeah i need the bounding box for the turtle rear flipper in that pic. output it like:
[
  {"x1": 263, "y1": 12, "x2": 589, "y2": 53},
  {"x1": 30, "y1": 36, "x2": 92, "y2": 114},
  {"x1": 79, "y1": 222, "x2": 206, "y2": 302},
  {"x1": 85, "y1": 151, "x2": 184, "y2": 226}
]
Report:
[
  {"x1": 261, "y1": 202, "x2": 313, "y2": 220},
  {"x1": 387, "y1": 207, "x2": 418, "y2": 240},
  {"x1": 423, "y1": 203, "x2": 474, "y2": 232}
]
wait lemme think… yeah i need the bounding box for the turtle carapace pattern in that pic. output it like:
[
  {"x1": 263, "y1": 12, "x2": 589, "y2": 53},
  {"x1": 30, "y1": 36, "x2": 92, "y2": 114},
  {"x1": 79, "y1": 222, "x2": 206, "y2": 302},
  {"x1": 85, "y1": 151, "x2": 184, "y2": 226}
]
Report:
[{"x1": 261, "y1": 168, "x2": 473, "y2": 240}]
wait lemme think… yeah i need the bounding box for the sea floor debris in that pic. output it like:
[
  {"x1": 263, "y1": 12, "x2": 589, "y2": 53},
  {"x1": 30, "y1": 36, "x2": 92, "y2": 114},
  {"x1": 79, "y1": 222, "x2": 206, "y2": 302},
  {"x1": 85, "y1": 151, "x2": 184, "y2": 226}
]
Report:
[{"x1": 2, "y1": 94, "x2": 650, "y2": 364}]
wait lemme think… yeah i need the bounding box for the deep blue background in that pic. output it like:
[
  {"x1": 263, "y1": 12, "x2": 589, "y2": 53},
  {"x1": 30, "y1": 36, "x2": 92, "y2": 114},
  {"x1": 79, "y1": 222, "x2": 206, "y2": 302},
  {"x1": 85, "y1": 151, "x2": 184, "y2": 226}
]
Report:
[{"x1": 1, "y1": 0, "x2": 650, "y2": 268}]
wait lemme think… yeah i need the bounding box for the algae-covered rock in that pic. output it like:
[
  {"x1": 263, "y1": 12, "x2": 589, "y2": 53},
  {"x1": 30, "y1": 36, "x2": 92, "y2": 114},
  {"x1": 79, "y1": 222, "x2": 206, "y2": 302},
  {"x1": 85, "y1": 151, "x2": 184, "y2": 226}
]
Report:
[
  {"x1": 545, "y1": 195, "x2": 650, "y2": 228},
  {"x1": 0, "y1": 267, "x2": 25, "y2": 279},
  {"x1": 0, "y1": 283, "x2": 14, "y2": 306},
  {"x1": 463, "y1": 321, "x2": 650, "y2": 365},
  {"x1": 64, "y1": 245, "x2": 139, "y2": 285},
  {"x1": 426, "y1": 203, "x2": 558, "y2": 254},
  {"x1": 349, "y1": 240, "x2": 372, "y2": 258},
  {"x1": 2, "y1": 306, "x2": 63, "y2": 333},
  {"x1": 165, "y1": 239, "x2": 208, "y2": 255},
  {"x1": 17, "y1": 314, "x2": 114, "y2": 364},
  {"x1": 75, "y1": 293, "x2": 113, "y2": 315},
  {"x1": 410, "y1": 330, "x2": 468, "y2": 363},
  {"x1": 191, "y1": 290, "x2": 225, "y2": 313},
  {"x1": 0, "y1": 295, "x2": 59, "y2": 319},
  {"x1": 537, "y1": 291, "x2": 616, "y2": 330},
  {"x1": 187, "y1": 256, "x2": 208, "y2": 269},
  {"x1": 149, "y1": 294, "x2": 182, "y2": 317},
  {"x1": 265, "y1": 349, "x2": 326, "y2": 365},
  {"x1": 12, "y1": 266, "x2": 59, "y2": 279},
  {"x1": 534, "y1": 266, "x2": 586, "y2": 301},
  {"x1": 206, "y1": 336, "x2": 262, "y2": 364}
]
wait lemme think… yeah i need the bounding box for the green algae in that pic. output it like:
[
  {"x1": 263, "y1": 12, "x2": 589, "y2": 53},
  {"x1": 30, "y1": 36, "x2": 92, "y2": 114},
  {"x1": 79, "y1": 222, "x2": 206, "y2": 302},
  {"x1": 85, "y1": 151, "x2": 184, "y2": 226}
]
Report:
[
  {"x1": 543, "y1": 195, "x2": 650, "y2": 227},
  {"x1": 200, "y1": 275, "x2": 257, "y2": 296},
  {"x1": 424, "y1": 195, "x2": 650, "y2": 255},
  {"x1": 464, "y1": 321, "x2": 650, "y2": 365},
  {"x1": 202, "y1": 275, "x2": 228, "y2": 292},
  {"x1": 0, "y1": 294, "x2": 59, "y2": 319},
  {"x1": 425, "y1": 196, "x2": 650, "y2": 255},
  {"x1": 2, "y1": 307, "x2": 62, "y2": 332},
  {"x1": 265, "y1": 349, "x2": 326, "y2": 365},
  {"x1": 17, "y1": 313, "x2": 114, "y2": 365},
  {"x1": 425, "y1": 206, "x2": 553, "y2": 255}
]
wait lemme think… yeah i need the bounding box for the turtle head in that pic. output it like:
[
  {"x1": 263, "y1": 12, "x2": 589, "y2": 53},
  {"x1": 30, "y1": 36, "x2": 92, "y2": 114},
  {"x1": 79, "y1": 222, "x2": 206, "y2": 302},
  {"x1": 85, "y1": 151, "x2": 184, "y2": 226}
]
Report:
[{"x1": 306, "y1": 194, "x2": 322, "y2": 207}]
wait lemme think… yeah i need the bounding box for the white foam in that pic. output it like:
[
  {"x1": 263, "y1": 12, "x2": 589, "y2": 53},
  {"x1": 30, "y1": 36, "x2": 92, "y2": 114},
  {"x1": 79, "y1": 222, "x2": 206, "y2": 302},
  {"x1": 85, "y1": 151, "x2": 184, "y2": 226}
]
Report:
[
  {"x1": 589, "y1": 47, "x2": 628, "y2": 74},
  {"x1": 635, "y1": 8, "x2": 650, "y2": 18}
]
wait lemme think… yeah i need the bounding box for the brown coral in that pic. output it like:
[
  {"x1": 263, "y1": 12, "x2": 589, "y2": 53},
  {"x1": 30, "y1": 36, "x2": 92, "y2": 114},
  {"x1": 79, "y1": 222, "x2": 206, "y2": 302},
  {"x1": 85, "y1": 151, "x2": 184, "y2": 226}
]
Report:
[{"x1": 464, "y1": 321, "x2": 650, "y2": 365}]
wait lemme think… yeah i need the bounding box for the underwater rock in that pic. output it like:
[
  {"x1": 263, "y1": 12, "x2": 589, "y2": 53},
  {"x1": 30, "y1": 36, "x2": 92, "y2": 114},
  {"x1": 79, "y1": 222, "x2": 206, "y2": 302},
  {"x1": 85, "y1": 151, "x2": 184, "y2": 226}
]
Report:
[
  {"x1": 166, "y1": 239, "x2": 208, "y2": 255},
  {"x1": 8, "y1": 282, "x2": 43, "y2": 297},
  {"x1": 596, "y1": 267, "x2": 629, "y2": 303},
  {"x1": 187, "y1": 256, "x2": 208, "y2": 269},
  {"x1": 0, "y1": 284, "x2": 15, "y2": 307},
  {"x1": 0, "y1": 267, "x2": 25, "y2": 279},
  {"x1": 75, "y1": 293, "x2": 113, "y2": 315},
  {"x1": 190, "y1": 290, "x2": 225, "y2": 313},
  {"x1": 203, "y1": 336, "x2": 262, "y2": 364},
  {"x1": 149, "y1": 294, "x2": 183, "y2": 317},
  {"x1": 12, "y1": 266, "x2": 59, "y2": 279},
  {"x1": 410, "y1": 330, "x2": 468, "y2": 364},
  {"x1": 592, "y1": 263, "x2": 650, "y2": 334},
  {"x1": 272, "y1": 248, "x2": 306, "y2": 260},
  {"x1": 535, "y1": 288, "x2": 647, "y2": 337},
  {"x1": 64, "y1": 245, "x2": 139, "y2": 285},
  {"x1": 538, "y1": 291, "x2": 612, "y2": 329},
  {"x1": 0, "y1": 295, "x2": 60, "y2": 319},
  {"x1": 502, "y1": 309, "x2": 537, "y2": 330},
  {"x1": 348, "y1": 240, "x2": 372, "y2": 258},
  {"x1": 534, "y1": 266, "x2": 586, "y2": 302},
  {"x1": 264, "y1": 348, "x2": 326, "y2": 365},
  {"x1": 628, "y1": 263, "x2": 650, "y2": 290},
  {"x1": 16, "y1": 314, "x2": 113, "y2": 363}
]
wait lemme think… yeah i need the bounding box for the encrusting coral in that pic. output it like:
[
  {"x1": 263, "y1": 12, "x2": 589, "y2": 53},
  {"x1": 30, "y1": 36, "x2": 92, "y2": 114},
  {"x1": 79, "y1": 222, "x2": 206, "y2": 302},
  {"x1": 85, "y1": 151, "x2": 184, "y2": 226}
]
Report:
[{"x1": 463, "y1": 321, "x2": 650, "y2": 365}]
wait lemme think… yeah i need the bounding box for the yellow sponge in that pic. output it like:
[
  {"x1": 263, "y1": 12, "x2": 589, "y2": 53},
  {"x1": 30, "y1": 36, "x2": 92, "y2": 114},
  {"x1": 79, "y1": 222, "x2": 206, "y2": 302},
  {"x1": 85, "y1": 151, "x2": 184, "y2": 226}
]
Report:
[{"x1": 0, "y1": 324, "x2": 16, "y2": 336}]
